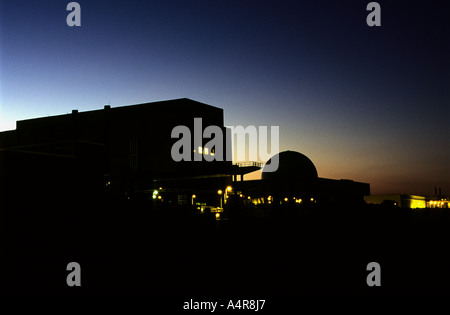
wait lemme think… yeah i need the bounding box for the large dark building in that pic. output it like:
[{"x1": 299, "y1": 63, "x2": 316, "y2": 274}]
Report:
[
  {"x1": 0, "y1": 98, "x2": 232, "y2": 207},
  {"x1": 0, "y1": 98, "x2": 369, "y2": 211}
]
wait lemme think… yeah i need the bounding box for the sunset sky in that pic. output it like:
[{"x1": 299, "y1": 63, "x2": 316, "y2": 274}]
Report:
[{"x1": 1, "y1": 0, "x2": 448, "y2": 195}]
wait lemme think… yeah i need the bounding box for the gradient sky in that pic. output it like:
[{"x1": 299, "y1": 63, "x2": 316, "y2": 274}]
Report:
[{"x1": 1, "y1": 0, "x2": 449, "y2": 195}]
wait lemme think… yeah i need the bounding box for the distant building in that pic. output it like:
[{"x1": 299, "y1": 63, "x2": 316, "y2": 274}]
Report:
[
  {"x1": 426, "y1": 187, "x2": 449, "y2": 208},
  {"x1": 364, "y1": 194, "x2": 449, "y2": 209},
  {"x1": 364, "y1": 194, "x2": 426, "y2": 209}
]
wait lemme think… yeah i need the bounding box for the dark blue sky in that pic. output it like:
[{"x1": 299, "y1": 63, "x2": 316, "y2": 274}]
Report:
[{"x1": 1, "y1": 0, "x2": 449, "y2": 194}]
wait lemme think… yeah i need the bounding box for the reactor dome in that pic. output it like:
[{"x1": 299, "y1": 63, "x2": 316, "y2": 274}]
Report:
[{"x1": 262, "y1": 151, "x2": 318, "y2": 193}]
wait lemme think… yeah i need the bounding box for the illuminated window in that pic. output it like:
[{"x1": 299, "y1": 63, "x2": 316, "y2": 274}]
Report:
[
  {"x1": 211, "y1": 148, "x2": 215, "y2": 156},
  {"x1": 204, "y1": 148, "x2": 209, "y2": 155},
  {"x1": 410, "y1": 199, "x2": 425, "y2": 209}
]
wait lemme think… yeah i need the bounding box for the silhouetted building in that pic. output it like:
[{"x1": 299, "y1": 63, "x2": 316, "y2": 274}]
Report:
[
  {"x1": 1, "y1": 99, "x2": 371, "y2": 211},
  {"x1": 233, "y1": 150, "x2": 370, "y2": 207},
  {"x1": 0, "y1": 98, "x2": 232, "y2": 207}
]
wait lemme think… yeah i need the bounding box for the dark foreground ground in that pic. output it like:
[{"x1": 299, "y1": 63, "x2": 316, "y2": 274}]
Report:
[{"x1": 2, "y1": 199, "x2": 450, "y2": 304}]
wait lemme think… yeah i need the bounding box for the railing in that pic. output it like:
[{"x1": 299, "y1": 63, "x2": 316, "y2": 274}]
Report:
[{"x1": 233, "y1": 162, "x2": 263, "y2": 168}]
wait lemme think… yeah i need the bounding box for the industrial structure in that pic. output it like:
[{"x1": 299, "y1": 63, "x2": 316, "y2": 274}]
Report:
[
  {"x1": 365, "y1": 193, "x2": 449, "y2": 209},
  {"x1": 234, "y1": 150, "x2": 370, "y2": 208},
  {"x1": 0, "y1": 99, "x2": 231, "y2": 208},
  {"x1": 0, "y1": 98, "x2": 374, "y2": 212}
]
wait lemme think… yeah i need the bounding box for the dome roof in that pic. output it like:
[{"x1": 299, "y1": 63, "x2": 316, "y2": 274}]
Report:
[{"x1": 262, "y1": 151, "x2": 318, "y2": 191}]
